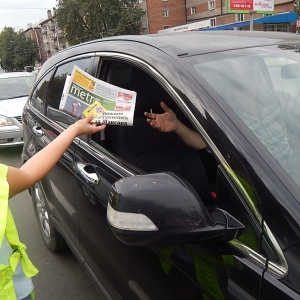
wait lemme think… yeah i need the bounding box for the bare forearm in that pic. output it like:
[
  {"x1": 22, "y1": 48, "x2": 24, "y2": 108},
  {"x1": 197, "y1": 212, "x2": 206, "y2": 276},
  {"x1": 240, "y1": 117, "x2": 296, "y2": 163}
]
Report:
[
  {"x1": 7, "y1": 117, "x2": 106, "y2": 198},
  {"x1": 175, "y1": 122, "x2": 207, "y2": 150},
  {"x1": 8, "y1": 125, "x2": 78, "y2": 198},
  {"x1": 21, "y1": 125, "x2": 78, "y2": 179}
]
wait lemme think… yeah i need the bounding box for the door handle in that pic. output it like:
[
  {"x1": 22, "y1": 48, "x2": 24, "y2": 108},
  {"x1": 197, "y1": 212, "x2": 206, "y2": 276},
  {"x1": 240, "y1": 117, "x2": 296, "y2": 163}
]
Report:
[
  {"x1": 32, "y1": 125, "x2": 44, "y2": 137},
  {"x1": 76, "y1": 163, "x2": 100, "y2": 186}
]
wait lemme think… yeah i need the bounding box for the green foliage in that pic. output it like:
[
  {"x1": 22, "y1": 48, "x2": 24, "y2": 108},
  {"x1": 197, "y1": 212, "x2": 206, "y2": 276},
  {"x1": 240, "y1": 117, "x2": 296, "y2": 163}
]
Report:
[
  {"x1": 296, "y1": 4, "x2": 300, "y2": 17},
  {"x1": 0, "y1": 27, "x2": 39, "y2": 71},
  {"x1": 56, "y1": 0, "x2": 145, "y2": 45}
]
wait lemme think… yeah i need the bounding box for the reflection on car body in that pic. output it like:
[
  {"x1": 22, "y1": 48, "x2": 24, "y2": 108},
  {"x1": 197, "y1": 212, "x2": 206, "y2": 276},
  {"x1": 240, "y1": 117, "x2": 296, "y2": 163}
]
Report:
[{"x1": 22, "y1": 31, "x2": 300, "y2": 299}]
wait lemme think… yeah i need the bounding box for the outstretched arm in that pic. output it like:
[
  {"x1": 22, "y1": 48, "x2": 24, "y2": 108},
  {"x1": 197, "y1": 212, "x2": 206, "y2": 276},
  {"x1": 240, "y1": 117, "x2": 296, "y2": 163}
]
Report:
[
  {"x1": 144, "y1": 102, "x2": 207, "y2": 150},
  {"x1": 7, "y1": 116, "x2": 106, "y2": 198}
]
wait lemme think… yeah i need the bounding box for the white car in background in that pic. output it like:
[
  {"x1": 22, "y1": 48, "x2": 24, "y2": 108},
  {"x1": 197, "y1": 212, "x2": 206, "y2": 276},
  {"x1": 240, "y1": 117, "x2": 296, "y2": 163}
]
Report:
[{"x1": 0, "y1": 72, "x2": 35, "y2": 147}]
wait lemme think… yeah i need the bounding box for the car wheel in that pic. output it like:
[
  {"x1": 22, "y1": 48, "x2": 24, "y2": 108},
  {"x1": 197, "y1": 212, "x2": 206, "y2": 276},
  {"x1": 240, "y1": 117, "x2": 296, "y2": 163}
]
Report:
[{"x1": 31, "y1": 182, "x2": 67, "y2": 252}]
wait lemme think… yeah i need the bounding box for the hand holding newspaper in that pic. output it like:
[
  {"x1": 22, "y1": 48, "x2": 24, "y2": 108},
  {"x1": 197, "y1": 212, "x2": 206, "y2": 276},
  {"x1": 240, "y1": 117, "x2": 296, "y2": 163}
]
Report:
[{"x1": 59, "y1": 66, "x2": 137, "y2": 126}]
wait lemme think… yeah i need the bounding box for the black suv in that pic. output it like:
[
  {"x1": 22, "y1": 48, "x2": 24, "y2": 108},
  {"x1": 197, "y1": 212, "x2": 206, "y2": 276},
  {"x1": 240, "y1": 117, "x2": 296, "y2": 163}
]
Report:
[{"x1": 22, "y1": 31, "x2": 300, "y2": 299}]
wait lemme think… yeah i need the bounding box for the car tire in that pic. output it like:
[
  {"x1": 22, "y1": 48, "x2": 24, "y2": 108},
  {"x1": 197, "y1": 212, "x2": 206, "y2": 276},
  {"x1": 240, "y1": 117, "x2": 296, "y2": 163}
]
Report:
[{"x1": 31, "y1": 182, "x2": 67, "y2": 252}]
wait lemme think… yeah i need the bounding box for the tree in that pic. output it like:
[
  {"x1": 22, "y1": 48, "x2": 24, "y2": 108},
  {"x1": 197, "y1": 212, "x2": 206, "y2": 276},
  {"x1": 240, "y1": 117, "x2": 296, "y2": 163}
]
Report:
[
  {"x1": 0, "y1": 27, "x2": 39, "y2": 71},
  {"x1": 296, "y1": 2, "x2": 300, "y2": 17},
  {"x1": 14, "y1": 33, "x2": 39, "y2": 70},
  {"x1": 56, "y1": 0, "x2": 145, "y2": 45},
  {"x1": 0, "y1": 27, "x2": 17, "y2": 71}
]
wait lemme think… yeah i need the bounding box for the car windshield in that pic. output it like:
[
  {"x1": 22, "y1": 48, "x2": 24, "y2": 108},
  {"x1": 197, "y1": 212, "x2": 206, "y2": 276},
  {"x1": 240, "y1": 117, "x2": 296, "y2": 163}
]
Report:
[
  {"x1": 0, "y1": 75, "x2": 35, "y2": 100},
  {"x1": 185, "y1": 44, "x2": 300, "y2": 188}
]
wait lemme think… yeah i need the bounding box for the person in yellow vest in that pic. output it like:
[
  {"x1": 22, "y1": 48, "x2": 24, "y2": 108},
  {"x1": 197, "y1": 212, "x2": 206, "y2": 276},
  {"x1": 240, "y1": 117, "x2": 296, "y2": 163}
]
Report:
[{"x1": 0, "y1": 116, "x2": 106, "y2": 300}]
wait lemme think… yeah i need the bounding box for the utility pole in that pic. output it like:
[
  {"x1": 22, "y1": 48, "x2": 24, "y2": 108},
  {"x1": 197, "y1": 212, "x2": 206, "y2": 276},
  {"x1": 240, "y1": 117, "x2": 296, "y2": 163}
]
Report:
[{"x1": 249, "y1": 11, "x2": 257, "y2": 31}]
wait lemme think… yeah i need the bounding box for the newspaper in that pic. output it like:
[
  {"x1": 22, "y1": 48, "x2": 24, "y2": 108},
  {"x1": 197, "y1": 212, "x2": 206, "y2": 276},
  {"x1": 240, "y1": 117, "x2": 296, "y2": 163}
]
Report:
[{"x1": 59, "y1": 66, "x2": 137, "y2": 126}]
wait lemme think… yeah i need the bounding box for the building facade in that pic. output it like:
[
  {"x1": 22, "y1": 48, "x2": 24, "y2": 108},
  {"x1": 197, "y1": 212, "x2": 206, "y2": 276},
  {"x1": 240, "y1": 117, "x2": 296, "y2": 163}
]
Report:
[
  {"x1": 40, "y1": 9, "x2": 68, "y2": 59},
  {"x1": 137, "y1": 0, "x2": 298, "y2": 33},
  {"x1": 24, "y1": 9, "x2": 68, "y2": 63},
  {"x1": 23, "y1": 1, "x2": 299, "y2": 60},
  {"x1": 137, "y1": 0, "x2": 187, "y2": 34},
  {"x1": 23, "y1": 26, "x2": 48, "y2": 64},
  {"x1": 186, "y1": 0, "x2": 298, "y2": 32}
]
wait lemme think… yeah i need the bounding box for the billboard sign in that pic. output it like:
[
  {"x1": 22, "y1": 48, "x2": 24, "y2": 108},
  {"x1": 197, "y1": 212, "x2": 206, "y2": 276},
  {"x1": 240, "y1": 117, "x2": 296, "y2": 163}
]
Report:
[
  {"x1": 228, "y1": 0, "x2": 274, "y2": 13},
  {"x1": 230, "y1": 0, "x2": 253, "y2": 11}
]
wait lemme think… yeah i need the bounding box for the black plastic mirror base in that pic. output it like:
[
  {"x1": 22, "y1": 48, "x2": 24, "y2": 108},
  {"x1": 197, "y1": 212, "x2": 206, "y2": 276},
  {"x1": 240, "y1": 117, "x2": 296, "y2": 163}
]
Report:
[{"x1": 107, "y1": 172, "x2": 245, "y2": 247}]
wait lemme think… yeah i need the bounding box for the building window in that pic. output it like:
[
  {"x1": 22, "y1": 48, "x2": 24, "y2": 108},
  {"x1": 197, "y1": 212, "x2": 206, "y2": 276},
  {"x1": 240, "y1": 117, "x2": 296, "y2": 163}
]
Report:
[
  {"x1": 208, "y1": 0, "x2": 215, "y2": 10},
  {"x1": 163, "y1": 25, "x2": 170, "y2": 29},
  {"x1": 263, "y1": 23, "x2": 289, "y2": 32},
  {"x1": 277, "y1": 24, "x2": 289, "y2": 32},
  {"x1": 162, "y1": 9, "x2": 169, "y2": 18},
  {"x1": 191, "y1": 6, "x2": 196, "y2": 15},
  {"x1": 236, "y1": 14, "x2": 244, "y2": 22},
  {"x1": 210, "y1": 18, "x2": 216, "y2": 27},
  {"x1": 263, "y1": 24, "x2": 275, "y2": 31}
]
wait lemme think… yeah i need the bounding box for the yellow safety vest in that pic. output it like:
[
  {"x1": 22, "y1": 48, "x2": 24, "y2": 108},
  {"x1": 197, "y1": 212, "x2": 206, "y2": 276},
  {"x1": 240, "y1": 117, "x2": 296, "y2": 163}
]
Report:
[{"x1": 0, "y1": 164, "x2": 38, "y2": 300}]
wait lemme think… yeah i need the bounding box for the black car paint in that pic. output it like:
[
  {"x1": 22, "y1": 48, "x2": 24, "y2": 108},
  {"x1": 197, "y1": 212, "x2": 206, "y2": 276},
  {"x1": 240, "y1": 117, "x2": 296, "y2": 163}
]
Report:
[
  {"x1": 22, "y1": 31, "x2": 300, "y2": 299},
  {"x1": 108, "y1": 172, "x2": 245, "y2": 245}
]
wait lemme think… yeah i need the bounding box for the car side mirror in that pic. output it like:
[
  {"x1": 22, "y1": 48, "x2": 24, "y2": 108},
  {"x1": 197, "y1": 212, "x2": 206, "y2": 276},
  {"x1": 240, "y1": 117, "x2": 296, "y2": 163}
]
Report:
[{"x1": 107, "y1": 172, "x2": 244, "y2": 246}]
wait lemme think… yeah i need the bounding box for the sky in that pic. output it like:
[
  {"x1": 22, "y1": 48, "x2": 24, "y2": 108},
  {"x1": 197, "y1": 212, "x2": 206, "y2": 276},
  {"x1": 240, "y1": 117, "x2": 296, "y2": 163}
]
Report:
[{"x1": 0, "y1": 0, "x2": 57, "y2": 32}]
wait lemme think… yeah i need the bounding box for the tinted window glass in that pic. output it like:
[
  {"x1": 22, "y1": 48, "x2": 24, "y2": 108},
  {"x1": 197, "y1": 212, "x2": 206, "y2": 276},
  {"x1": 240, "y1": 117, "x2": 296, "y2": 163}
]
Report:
[
  {"x1": 46, "y1": 58, "x2": 92, "y2": 126},
  {"x1": 187, "y1": 46, "x2": 300, "y2": 189},
  {"x1": 30, "y1": 71, "x2": 52, "y2": 113}
]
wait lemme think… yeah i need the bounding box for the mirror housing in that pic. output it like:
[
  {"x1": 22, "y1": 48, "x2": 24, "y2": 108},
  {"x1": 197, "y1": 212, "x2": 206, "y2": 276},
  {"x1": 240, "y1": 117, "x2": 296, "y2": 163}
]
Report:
[
  {"x1": 281, "y1": 63, "x2": 300, "y2": 79},
  {"x1": 107, "y1": 172, "x2": 244, "y2": 246}
]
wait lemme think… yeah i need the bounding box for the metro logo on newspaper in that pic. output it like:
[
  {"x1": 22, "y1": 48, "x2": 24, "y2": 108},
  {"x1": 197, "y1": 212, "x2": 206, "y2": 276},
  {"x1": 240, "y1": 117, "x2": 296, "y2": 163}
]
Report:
[
  {"x1": 59, "y1": 66, "x2": 137, "y2": 126},
  {"x1": 69, "y1": 82, "x2": 102, "y2": 105}
]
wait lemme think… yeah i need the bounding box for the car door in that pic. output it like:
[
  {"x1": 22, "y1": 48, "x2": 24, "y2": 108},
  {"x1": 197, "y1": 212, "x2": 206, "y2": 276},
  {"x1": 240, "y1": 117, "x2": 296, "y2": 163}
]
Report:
[
  {"x1": 71, "y1": 52, "x2": 268, "y2": 299},
  {"x1": 27, "y1": 56, "x2": 95, "y2": 252},
  {"x1": 72, "y1": 55, "x2": 203, "y2": 299},
  {"x1": 73, "y1": 139, "x2": 184, "y2": 299},
  {"x1": 184, "y1": 164, "x2": 267, "y2": 300}
]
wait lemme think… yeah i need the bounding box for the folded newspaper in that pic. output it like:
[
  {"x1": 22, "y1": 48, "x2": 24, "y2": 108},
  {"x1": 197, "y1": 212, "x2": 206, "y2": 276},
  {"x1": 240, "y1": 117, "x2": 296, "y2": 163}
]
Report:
[{"x1": 59, "y1": 66, "x2": 137, "y2": 126}]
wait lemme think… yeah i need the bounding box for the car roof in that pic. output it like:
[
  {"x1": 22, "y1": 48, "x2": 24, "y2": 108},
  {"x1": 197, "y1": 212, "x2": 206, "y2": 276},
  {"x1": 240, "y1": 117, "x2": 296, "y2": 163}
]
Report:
[
  {"x1": 0, "y1": 72, "x2": 35, "y2": 79},
  {"x1": 65, "y1": 31, "x2": 300, "y2": 55},
  {"x1": 101, "y1": 31, "x2": 300, "y2": 56},
  {"x1": 36, "y1": 31, "x2": 300, "y2": 108}
]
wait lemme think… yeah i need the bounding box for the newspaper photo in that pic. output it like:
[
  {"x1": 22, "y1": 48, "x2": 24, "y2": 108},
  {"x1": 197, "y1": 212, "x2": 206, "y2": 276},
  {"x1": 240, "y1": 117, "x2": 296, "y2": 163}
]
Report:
[{"x1": 59, "y1": 66, "x2": 137, "y2": 126}]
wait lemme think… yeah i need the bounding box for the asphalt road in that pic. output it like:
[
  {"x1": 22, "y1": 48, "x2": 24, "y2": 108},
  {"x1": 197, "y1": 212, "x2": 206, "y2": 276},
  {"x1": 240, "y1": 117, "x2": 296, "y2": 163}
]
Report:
[{"x1": 0, "y1": 146, "x2": 102, "y2": 300}]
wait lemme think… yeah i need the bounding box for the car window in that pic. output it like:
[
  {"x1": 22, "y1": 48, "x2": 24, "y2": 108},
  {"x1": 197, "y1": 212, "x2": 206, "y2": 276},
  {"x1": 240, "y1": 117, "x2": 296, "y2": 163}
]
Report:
[
  {"x1": 189, "y1": 46, "x2": 300, "y2": 189},
  {"x1": 30, "y1": 71, "x2": 52, "y2": 113},
  {"x1": 90, "y1": 60, "x2": 215, "y2": 196},
  {"x1": 264, "y1": 56, "x2": 300, "y2": 97},
  {"x1": 46, "y1": 57, "x2": 92, "y2": 126}
]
